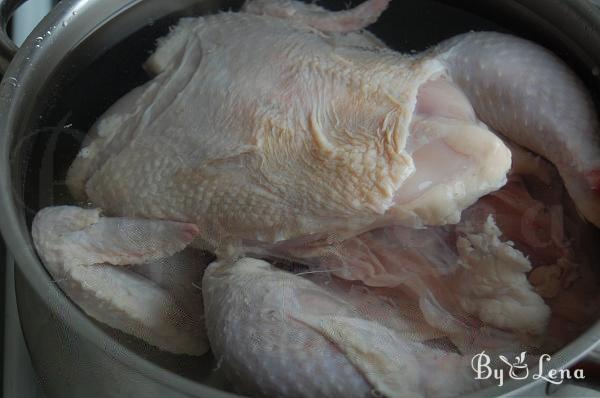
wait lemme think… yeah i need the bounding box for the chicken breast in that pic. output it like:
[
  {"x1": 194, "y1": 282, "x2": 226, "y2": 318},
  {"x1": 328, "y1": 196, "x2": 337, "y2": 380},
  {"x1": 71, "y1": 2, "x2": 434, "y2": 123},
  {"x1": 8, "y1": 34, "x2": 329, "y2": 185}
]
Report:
[{"x1": 65, "y1": 0, "x2": 511, "y2": 253}]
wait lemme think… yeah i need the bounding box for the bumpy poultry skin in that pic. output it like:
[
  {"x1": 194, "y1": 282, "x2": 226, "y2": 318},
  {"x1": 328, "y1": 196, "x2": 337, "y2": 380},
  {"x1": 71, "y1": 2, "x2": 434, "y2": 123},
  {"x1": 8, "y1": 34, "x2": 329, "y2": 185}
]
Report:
[
  {"x1": 64, "y1": 0, "x2": 600, "y2": 253},
  {"x1": 32, "y1": 206, "x2": 209, "y2": 355},
  {"x1": 203, "y1": 257, "x2": 485, "y2": 398},
  {"x1": 65, "y1": 0, "x2": 511, "y2": 251},
  {"x1": 30, "y1": 0, "x2": 600, "y2": 386},
  {"x1": 435, "y1": 32, "x2": 600, "y2": 227}
]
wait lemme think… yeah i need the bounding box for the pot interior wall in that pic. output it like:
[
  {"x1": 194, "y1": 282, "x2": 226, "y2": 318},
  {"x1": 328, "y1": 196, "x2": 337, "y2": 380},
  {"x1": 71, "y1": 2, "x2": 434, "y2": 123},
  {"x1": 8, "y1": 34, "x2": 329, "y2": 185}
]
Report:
[{"x1": 13, "y1": 0, "x2": 600, "y2": 393}]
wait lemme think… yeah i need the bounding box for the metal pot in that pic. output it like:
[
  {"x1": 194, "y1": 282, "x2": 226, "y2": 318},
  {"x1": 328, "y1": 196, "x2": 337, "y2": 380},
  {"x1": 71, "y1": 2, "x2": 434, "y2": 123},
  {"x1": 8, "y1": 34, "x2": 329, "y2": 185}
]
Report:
[{"x1": 0, "y1": 0, "x2": 598, "y2": 397}]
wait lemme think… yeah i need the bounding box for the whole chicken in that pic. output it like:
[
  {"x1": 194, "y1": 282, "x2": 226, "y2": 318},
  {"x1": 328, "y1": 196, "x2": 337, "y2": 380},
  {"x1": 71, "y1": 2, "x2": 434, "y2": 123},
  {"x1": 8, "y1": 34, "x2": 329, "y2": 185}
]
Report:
[{"x1": 31, "y1": 0, "x2": 600, "y2": 397}]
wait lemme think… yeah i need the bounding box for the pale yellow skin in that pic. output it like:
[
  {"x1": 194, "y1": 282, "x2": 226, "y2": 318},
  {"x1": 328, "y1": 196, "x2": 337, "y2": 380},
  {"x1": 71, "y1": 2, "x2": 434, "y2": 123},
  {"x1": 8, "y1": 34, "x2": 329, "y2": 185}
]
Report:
[{"x1": 65, "y1": 3, "x2": 511, "y2": 251}]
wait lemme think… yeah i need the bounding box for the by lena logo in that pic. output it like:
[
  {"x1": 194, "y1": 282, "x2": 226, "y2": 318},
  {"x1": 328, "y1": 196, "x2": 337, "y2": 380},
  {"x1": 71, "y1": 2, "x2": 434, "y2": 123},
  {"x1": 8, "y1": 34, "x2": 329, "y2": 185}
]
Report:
[{"x1": 471, "y1": 351, "x2": 585, "y2": 387}]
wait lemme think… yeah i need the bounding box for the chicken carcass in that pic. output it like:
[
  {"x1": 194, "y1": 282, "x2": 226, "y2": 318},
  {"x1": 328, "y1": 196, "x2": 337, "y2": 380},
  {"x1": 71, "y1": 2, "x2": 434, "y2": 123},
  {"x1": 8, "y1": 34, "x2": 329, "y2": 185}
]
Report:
[{"x1": 30, "y1": 1, "x2": 600, "y2": 392}]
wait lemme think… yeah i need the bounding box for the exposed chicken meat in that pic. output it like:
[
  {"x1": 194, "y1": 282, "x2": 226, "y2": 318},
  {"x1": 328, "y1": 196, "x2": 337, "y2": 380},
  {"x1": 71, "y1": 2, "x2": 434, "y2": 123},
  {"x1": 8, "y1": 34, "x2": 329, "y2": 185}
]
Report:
[
  {"x1": 277, "y1": 215, "x2": 550, "y2": 345},
  {"x1": 454, "y1": 216, "x2": 550, "y2": 336},
  {"x1": 434, "y1": 32, "x2": 600, "y2": 227}
]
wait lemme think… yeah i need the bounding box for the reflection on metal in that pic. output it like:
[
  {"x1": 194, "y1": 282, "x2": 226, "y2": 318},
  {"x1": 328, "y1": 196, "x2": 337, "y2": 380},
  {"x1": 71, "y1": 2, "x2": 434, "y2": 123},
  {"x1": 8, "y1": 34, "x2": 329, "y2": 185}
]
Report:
[
  {"x1": 4, "y1": 2, "x2": 51, "y2": 397},
  {"x1": 3, "y1": 255, "x2": 46, "y2": 398},
  {"x1": 11, "y1": 0, "x2": 52, "y2": 46}
]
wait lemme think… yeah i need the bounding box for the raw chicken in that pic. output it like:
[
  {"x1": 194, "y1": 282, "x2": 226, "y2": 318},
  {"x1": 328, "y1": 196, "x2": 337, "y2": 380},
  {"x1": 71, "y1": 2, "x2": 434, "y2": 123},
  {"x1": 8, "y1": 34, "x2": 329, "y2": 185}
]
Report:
[
  {"x1": 62, "y1": 0, "x2": 600, "y2": 249},
  {"x1": 32, "y1": 206, "x2": 209, "y2": 355},
  {"x1": 29, "y1": 0, "x2": 600, "y2": 396},
  {"x1": 203, "y1": 257, "x2": 487, "y2": 398},
  {"x1": 65, "y1": 0, "x2": 512, "y2": 251},
  {"x1": 434, "y1": 32, "x2": 600, "y2": 227},
  {"x1": 454, "y1": 216, "x2": 550, "y2": 336},
  {"x1": 278, "y1": 214, "x2": 550, "y2": 348}
]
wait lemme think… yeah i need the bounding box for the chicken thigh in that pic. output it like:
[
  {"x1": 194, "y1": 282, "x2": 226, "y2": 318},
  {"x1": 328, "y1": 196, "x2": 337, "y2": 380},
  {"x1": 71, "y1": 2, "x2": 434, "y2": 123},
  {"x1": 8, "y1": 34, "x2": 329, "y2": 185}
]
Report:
[{"x1": 31, "y1": 1, "x2": 600, "y2": 388}]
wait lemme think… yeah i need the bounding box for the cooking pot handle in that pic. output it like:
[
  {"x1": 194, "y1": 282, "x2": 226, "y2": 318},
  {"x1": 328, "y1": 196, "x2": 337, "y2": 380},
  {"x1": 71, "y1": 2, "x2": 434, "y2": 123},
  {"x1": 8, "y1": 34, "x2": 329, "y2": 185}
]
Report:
[{"x1": 0, "y1": 0, "x2": 27, "y2": 72}]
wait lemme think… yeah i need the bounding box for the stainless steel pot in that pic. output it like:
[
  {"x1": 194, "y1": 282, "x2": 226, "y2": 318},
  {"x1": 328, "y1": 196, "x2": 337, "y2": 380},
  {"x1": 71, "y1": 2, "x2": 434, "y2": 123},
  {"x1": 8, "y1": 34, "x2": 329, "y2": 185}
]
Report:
[{"x1": 0, "y1": 0, "x2": 599, "y2": 397}]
